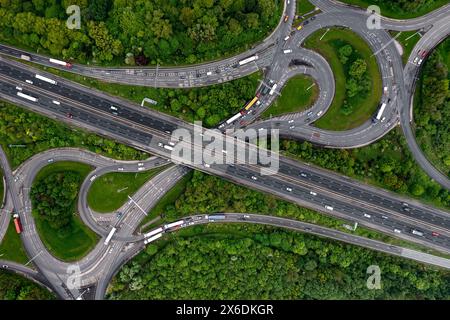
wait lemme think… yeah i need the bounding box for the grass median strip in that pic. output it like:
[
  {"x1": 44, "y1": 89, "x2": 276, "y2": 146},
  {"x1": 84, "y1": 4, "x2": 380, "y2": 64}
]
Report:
[{"x1": 87, "y1": 166, "x2": 170, "y2": 213}]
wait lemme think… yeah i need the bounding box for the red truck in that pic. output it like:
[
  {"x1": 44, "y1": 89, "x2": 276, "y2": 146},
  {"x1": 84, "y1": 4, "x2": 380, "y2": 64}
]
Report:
[{"x1": 13, "y1": 213, "x2": 23, "y2": 234}]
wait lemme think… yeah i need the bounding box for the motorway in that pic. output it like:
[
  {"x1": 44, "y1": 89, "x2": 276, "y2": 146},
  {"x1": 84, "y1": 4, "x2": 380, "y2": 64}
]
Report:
[{"x1": 0, "y1": 0, "x2": 449, "y2": 299}]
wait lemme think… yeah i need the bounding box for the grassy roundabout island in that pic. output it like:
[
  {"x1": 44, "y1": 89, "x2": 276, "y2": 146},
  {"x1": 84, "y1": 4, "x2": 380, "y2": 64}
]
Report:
[
  {"x1": 31, "y1": 162, "x2": 98, "y2": 262},
  {"x1": 304, "y1": 27, "x2": 382, "y2": 131},
  {"x1": 262, "y1": 75, "x2": 319, "y2": 119}
]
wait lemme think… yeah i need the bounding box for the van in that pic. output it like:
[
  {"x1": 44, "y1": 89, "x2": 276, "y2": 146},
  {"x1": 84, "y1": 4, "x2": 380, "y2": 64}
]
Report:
[{"x1": 412, "y1": 229, "x2": 424, "y2": 236}]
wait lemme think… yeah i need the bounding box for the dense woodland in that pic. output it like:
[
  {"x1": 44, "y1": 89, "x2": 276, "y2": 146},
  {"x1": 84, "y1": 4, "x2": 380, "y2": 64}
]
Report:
[
  {"x1": 108, "y1": 227, "x2": 450, "y2": 299},
  {"x1": 0, "y1": 102, "x2": 147, "y2": 167},
  {"x1": 0, "y1": 0, "x2": 281, "y2": 65},
  {"x1": 0, "y1": 271, "x2": 55, "y2": 300},
  {"x1": 31, "y1": 171, "x2": 82, "y2": 231},
  {"x1": 281, "y1": 130, "x2": 450, "y2": 209},
  {"x1": 338, "y1": 43, "x2": 370, "y2": 115},
  {"x1": 414, "y1": 38, "x2": 450, "y2": 178}
]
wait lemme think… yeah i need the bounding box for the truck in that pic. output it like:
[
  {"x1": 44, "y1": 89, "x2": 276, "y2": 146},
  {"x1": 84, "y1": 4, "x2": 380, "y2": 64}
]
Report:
[
  {"x1": 238, "y1": 55, "x2": 258, "y2": 66},
  {"x1": 374, "y1": 103, "x2": 387, "y2": 122},
  {"x1": 104, "y1": 227, "x2": 117, "y2": 245},
  {"x1": 269, "y1": 83, "x2": 278, "y2": 96},
  {"x1": 13, "y1": 213, "x2": 23, "y2": 234},
  {"x1": 35, "y1": 74, "x2": 57, "y2": 85},
  {"x1": 226, "y1": 113, "x2": 242, "y2": 125},
  {"x1": 144, "y1": 233, "x2": 162, "y2": 245},
  {"x1": 209, "y1": 214, "x2": 226, "y2": 221},
  {"x1": 49, "y1": 58, "x2": 72, "y2": 68},
  {"x1": 17, "y1": 91, "x2": 38, "y2": 102},
  {"x1": 20, "y1": 54, "x2": 31, "y2": 61},
  {"x1": 164, "y1": 220, "x2": 185, "y2": 231}
]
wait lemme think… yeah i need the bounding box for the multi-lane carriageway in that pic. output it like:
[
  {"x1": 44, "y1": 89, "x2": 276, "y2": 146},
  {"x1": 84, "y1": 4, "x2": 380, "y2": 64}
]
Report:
[{"x1": 1, "y1": 56, "x2": 450, "y2": 255}]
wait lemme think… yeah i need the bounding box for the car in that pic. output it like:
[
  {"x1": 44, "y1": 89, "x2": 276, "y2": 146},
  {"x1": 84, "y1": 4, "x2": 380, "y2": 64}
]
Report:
[
  {"x1": 89, "y1": 175, "x2": 97, "y2": 182},
  {"x1": 1, "y1": 265, "x2": 8, "y2": 269},
  {"x1": 204, "y1": 163, "x2": 211, "y2": 168},
  {"x1": 286, "y1": 187, "x2": 293, "y2": 192},
  {"x1": 15, "y1": 86, "x2": 23, "y2": 91},
  {"x1": 300, "y1": 172, "x2": 307, "y2": 177},
  {"x1": 283, "y1": 49, "x2": 293, "y2": 54},
  {"x1": 307, "y1": 111, "x2": 313, "y2": 117},
  {"x1": 284, "y1": 36, "x2": 290, "y2": 41},
  {"x1": 325, "y1": 205, "x2": 333, "y2": 211},
  {"x1": 363, "y1": 213, "x2": 371, "y2": 218},
  {"x1": 413, "y1": 57, "x2": 419, "y2": 64},
  {"x1": 305, "y1": 117, "x2": 311, "y2": 122},
  {"x1": 381, "y1": 117, "x2": 386, "y2": 122},
  {"x1": 288, "y1": 120, "x2": 294, "y2": 124},
  {"x1": 381, "y1": 215, "x2": 388, "y2": 220},
  {"x1": 158, "y1": 142, "x2": 163, "y2": 147},
  {"x1": 243, "y1": 215, "x2": 250, "y2": 219},
  {"x1": 418, "y1": 59, "x2": 423, "y2": 65},
  {"x1": 66, "y1": 113, "x2": 73, "y2": 119},
  {"x1": 108, "y1": 247, "x2": 114, "y2": 254},
  {"x1": 311, "y1": 16, "x2": 316, "y2": 21},
  {"x1": 47, "y1": 158, "x2": 54, "y2": 163},
  {"x1": 317, "y1": 110, "x2": 323, "y2": 116},
  {"x1": 420, "y1": 50, "x2": 427, "y2": 58},
  {"x1": 432, "y1": 232, "x2": 440, "y2": 237},
  {"x1": 168, "y1": 141, "x2": 176, "y2": 146},
  {"x1": 251, "y1": 176, "x2": 258, "y2": 181},
  {"x1": 206, "y1": 71, "x2": 212, "y2": 76},
  {"x1": 297, "y1": 25, "x2": 303, "y2": 31},
  {"x1": 138, "y1": 163, "x2": 144, "y2": 167},
  {"x1": 112, "y1": 111, "x2": 118, "y2": 115},
  {"x1": 289, "y1": 125, "x2": 295, "y2": 129},
  {"x1": 25, "y1": 79, "x2": 33, "y2": 84},
  {"x1": 110, "y1": 105, "x2": 118, "y2": 111},
  {"x1": 394, "y1": 229, "x2": 402, "y2": 234},
  {"x1": 284, "y1": 15, "x2": 289, "y2": 22},
  {"x1": 303, "y1": 20, "x2": 309, "y2": 25},
  {"x1": 138, "y1": 167, "x2": 145, "y2": 171},
  {"x1": 310, "y1": 191, "x2": 317, "y2": 196},
  {"x1": 117, "y1": 167, "x2": 124, "y2": 171}
]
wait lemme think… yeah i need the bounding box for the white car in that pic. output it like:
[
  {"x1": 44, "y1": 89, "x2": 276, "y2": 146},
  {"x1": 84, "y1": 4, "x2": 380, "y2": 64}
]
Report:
[
  {"x1": 300, "y1": 172, "x2": 307, "y2": 178},
  {"x1": 288, "y1": 120, "x2": 294, "y2": 123},
  {"x1": 138, "y1": 163, "x2": 144, "y2": 167},
  {"x1": 417, "y1": 59, "x2": 423, "y2": 65},
  {"x1": 204, "y1": 163, "x2": 211, "y2": 168},
  {"x1": 413, "y1": 57, "x2": 419, "y2": 64},
  {"x1": 289, "y1": 125, "x2": 295, "y2": 130},
  {"x1": 284, "y1": 36, "x2": 290, "y2": 41},
  {"x1": 25, "y1": 80, "x2": 33, "y2": 84},
  {"x1": 138, "y1": 167, "x2": 145, "y2": 171},
  {"x1": 110, "y1": 105, "x2": 118, "y2": 111},
  {"x1": 325, "y1": 205, "x2": 334, "y2": 211},
  {"x1": 283, "y1": 49, "x2": 293, "y2": 54},
  {"x1": 47, "y1": 158, "x2": 54, "y2": 163},
  {"x1": 286, "y1": 187, "x2": 293, "y2": 192},
  {"x1": 117, "y1": 167, "x2": 124, "y2": 171},
  {"x1": 317, "y1": 110, "x2": 323, "y2": 116},
  {"x1": 89, "y1": 175, "x2": 97, "y2": 182},
  {"x1": 363, "y1": 213, "x2": 371, "y2": 218},
  {"x1": 394, "y1": 229, "x2": 402, "y2": 234},
  {"x1": 52, "y1": 100, "x2": 61, "y2": 105},
  {"x1": 15, "y1": 86, "x2": 23, "y2": 91},
  {"x1": 251, "y1": 176, "x2": 258, "y2": 181},
  {"x1": 158, "y1": 142, "x2": 164, "y2": 147},
  {"x1": 310, "y1": 191, "x2": 317, "y2": 196}
]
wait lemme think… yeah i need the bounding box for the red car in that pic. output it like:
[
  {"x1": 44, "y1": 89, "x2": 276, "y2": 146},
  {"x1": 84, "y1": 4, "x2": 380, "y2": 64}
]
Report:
[
  {"x1": 66, "y1": 112, "x2": 73, "y2": 119},
  {"x1": 432, "y1": 232, "x2": 440, "y2": 237},
  {"x1": 421, "y1": 50, "x2": 427, "y2": 58}
]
